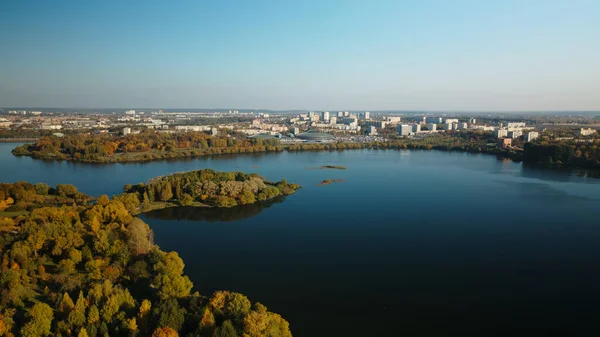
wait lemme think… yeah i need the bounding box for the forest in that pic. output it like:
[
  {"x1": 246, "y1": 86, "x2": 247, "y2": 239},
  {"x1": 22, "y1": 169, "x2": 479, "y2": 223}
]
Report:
[
  {"x1": 523, "y1": 140, "x2": 600, "y2": 167},
  {"x1": 124, "y1": 169, "x2": 300, "y2": 210},
  {"x1": 11, "y1": 131, "x2": 281, "y2": 163},
  {"x1": 0, "y1": 182, "x2": 293, "y2": 337},
  {"x1": 12, "y1": 129, "x2": 516, "y2": 163}
]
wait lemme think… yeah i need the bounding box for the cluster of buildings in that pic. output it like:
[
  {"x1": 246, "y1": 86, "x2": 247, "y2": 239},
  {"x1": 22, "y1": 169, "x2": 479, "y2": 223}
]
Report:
[
  {"x1": 287, "y1": 111, "x2": 384, "y2": 133},
  {"x1": 396, "y1": 117, "x2": 473, "y2": 136},
  {"x1": 579, "y1": 128, "x2": 597, "y2": 136},
  {"x1": 492, "y1": 122, "x2": 539, "y2": 145},
  {"x1": 7, "y1": 110, "x2": 42, "y2": 116}
]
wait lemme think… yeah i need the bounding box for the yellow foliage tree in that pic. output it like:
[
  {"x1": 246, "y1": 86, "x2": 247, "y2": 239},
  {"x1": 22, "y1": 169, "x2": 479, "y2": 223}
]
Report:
[
  {"x1": 151, "y1": 327, "x2": 179, "y2": 337},
  {"x1": 0, "y1": 197, "x2": 14, "y2": 211}
]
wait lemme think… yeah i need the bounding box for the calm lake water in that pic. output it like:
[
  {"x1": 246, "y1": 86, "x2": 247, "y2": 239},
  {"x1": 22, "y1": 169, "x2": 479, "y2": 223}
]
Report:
[{"x1": 2, "y1": 142, "x2": 600, "y2": 336}]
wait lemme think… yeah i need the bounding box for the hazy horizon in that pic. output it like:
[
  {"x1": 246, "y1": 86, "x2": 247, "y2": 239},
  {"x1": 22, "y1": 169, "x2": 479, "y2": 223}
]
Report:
[{"x1": 1, "y1": 0, "x2": 599, "y2": 110}]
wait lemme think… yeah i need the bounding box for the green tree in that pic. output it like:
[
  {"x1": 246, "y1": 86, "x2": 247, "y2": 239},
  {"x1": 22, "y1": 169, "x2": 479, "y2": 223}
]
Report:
[
  {"x1": 58, "y1": 292, "x2": 75, "y2": 313},
  {"x1": 179, "y1": 193, "x2": 193, "y2": 206},
  {"x1": 224, "y1": 293, "x2": 251, "y2": 319},
  {"x1": 159, "y1": 182, "x2": 173, "y2": 202},
  {"x1": 151, "y1": 298, "x2": 186, "y2": 332},
  {"x1": 56, "y1": 184, "x2": 78, "y2": 198},
  {"x1": 154, "y1": 274, "x2": 193, "y2": 299},
  {"x1": 35, "y1": 183, "x2": 50, "y2": 195},
  {"x1": 20, "y1": 302, "x2": 54, "y2": 337},
  {"x1": 77, "y1": 327, "x2": 89, "y2": 337},
  {"x1": 215, "y1": 320, "x2": 238, "y2": 337},
  {"x1": 68, "y1": 291, "x2": 86, "y2": 329},
  {"x1": 87, "y1": 305, "x2": 100, "y2": 325}
]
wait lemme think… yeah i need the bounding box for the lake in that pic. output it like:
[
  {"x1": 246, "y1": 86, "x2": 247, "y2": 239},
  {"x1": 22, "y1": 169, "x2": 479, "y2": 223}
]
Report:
[{"x1": 2, "y1": 143, "x2": 600, "y2": 336}]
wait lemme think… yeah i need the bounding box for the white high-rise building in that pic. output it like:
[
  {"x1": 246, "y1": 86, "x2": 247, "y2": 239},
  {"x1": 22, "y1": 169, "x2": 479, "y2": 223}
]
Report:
[
  {"x1": 123, "y1": 127, "x2": 131, "y2": 135},
  {"x1": 364, "y1": 111, "x2": 370, "y2": 120},
  {"x1": 508, "y1": 130, "x2": 522, "y2": 139},
  {"x1": 495, "y1": 129, "x2": 508, "y2": 138},
  {"x1": 506, "y1": 122, "x2": 526, "y2": 129},
  {"x1": 398, "y1": 124, "x2": 412, "y2": 136},
  {"x1": 322, "y1": 111, "x2": 330, "y2": 122},
  {"x1": 445, "y1": 118, "x2": 459, "y2": 124},
  {"x1": 525, "y1": 131, "x2": 539, "y2": 142},
  {"x1": 412, "y1": 124, "x2": 421, "y2": 133},
  {"x1": 428, "y1": 123, "x2": 437, "y2": 131},
  {"x1": 125, "y1": 110, "x2": 136, "y2": 115}
]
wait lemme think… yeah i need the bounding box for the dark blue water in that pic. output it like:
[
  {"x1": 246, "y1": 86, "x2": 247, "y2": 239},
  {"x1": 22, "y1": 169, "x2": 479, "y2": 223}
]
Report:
[{"x1": 2, "y1": 143, "x2": 600, "y2": 336}]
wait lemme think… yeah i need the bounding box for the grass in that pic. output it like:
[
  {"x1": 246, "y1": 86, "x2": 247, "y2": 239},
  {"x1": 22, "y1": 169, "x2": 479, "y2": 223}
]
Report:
[{"x1": 0, "y1": 210, "x2": 29, "y2": 217}]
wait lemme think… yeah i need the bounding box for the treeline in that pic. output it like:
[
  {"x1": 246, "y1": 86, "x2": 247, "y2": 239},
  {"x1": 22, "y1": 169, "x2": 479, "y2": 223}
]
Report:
[
  {"x1": 12, "y1": 131, "x2": 281, "y2": 162},
  {"x1": 125, "y1": 169, "x2": 300, "y2": 209},
  {"x1": 0, "y1": 128, "x2": 52, "y2": 140},
  {"x1": 524, "y1": 140, "x2": 600, "y2": 168},
  {"x1": 13, "y1": 130, "x2": 517, "y2": 163},
  {"x1": 0, "y1": 184, "x2": 292, "y2": 337}
]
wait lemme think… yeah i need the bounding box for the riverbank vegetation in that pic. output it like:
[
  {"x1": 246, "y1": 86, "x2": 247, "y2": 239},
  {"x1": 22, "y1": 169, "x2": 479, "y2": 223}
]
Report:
[
  {"x1": 523, "y1": 140, "x2": 600, "y2": 168},
  {"x1": 12, "y1": 130, "x2": 521, "y2": 163},
  {"x1": 0, "y1": 184, "x2": 292, "y2": 337},
  {"x1": 124, "y1": 169, "x2": 300, "y2": 211},
  {"x1": 11, "y1": 131, "x2": 282, "y2": 162}
]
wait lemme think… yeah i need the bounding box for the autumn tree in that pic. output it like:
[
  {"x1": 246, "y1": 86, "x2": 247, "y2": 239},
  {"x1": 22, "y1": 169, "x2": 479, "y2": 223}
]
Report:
[
  {"x1": 159, "y1": 182, "x2": 173, "y2": 202},
  {"x1": 151, "y1": 327, "x2": 179, "y2": 337},
  {"x1": 56, "y1": 184, "x2": 78, "y2": 198},
  {"x1": 127, "y1": 218, "x2": 153, "y2": 256},
  {"x1": 58, "y1": 292, "x2": 75, "y2": 313}
]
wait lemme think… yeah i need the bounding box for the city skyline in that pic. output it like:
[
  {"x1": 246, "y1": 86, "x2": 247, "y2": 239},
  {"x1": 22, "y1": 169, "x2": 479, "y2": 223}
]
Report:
[{"x1": 1, "y1": 0, "x2": 599, "y2": 110}]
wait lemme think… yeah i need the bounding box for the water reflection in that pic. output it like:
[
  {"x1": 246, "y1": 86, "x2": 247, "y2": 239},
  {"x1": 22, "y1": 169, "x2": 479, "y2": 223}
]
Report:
[
  {"x1": 521, "y1": 163, "x2": 600, "y2": 183},
  {"x1": 142, "y1": 196, "x2": 285, "y2": 222}
]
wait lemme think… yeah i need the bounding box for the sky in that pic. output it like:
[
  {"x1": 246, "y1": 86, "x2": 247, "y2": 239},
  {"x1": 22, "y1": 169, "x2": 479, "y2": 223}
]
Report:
[{"x1": 1, "y1": 0, "x2": 599, "y2": 111}]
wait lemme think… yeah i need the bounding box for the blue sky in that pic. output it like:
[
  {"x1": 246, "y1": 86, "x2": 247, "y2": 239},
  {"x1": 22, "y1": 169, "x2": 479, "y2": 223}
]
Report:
[{"x1": 1, "y1": 0, "x2": 599, "y2": 110}]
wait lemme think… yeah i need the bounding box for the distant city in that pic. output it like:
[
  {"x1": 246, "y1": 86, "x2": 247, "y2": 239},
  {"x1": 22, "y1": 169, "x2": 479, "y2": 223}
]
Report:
[{"x1": 1, "y1": 108, "x2": 599, "y2": 149}]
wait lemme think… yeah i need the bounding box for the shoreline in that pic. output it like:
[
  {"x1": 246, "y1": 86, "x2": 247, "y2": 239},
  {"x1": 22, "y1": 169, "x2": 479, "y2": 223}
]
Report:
[
  {"x1": 12, "y1": 141, "x2": 600, "y2": 171},
  {"x1": 0, "y1": 138, "x2": 39, "y2": 142},
  {"x1": 12, "y1": 142, "x2": 523, "y2": 163}
]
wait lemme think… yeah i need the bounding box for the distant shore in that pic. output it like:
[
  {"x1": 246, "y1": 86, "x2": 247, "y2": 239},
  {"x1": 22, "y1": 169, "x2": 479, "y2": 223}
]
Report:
[{"x1": 0, "y1": 138, "x2": 38, "y2": 142}]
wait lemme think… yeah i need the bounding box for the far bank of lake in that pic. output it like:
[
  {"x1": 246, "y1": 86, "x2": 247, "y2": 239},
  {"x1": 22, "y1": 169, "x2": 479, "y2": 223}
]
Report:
[{"x1": 2, "y1": 143, "x2": 600, "y2": 337}]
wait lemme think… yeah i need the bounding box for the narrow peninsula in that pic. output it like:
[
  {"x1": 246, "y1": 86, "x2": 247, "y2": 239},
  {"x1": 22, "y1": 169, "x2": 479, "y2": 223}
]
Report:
[{"x1": 0, "y1": 179, "x2": 294, "y2": 337}]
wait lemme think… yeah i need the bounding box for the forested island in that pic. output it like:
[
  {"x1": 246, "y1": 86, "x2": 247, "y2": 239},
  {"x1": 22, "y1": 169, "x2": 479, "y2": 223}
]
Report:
[
  {"x1": 13, "y1": 129, "x2": 600, "y2": 169},
  {"x1": 11, "y1": 130, "x2": 518, "y2": 163},
  {"x1": 0, "y1": 181, "x2": 293, "y2": 337},
  {"x1": 124, "y1": 169, "x2": 301, "y2": 211}
]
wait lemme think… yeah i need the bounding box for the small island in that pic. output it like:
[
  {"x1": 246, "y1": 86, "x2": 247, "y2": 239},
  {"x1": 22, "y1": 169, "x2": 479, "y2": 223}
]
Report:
[
  {"x1": 124, "y1": 169, "x2": 301, "y2": 212},
  {"x1": 320, "y1": 165, "x2": 347, "y2": 170},
  {"x1": 316, "y1": 179, "x2": 345, "y2": 186}
]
